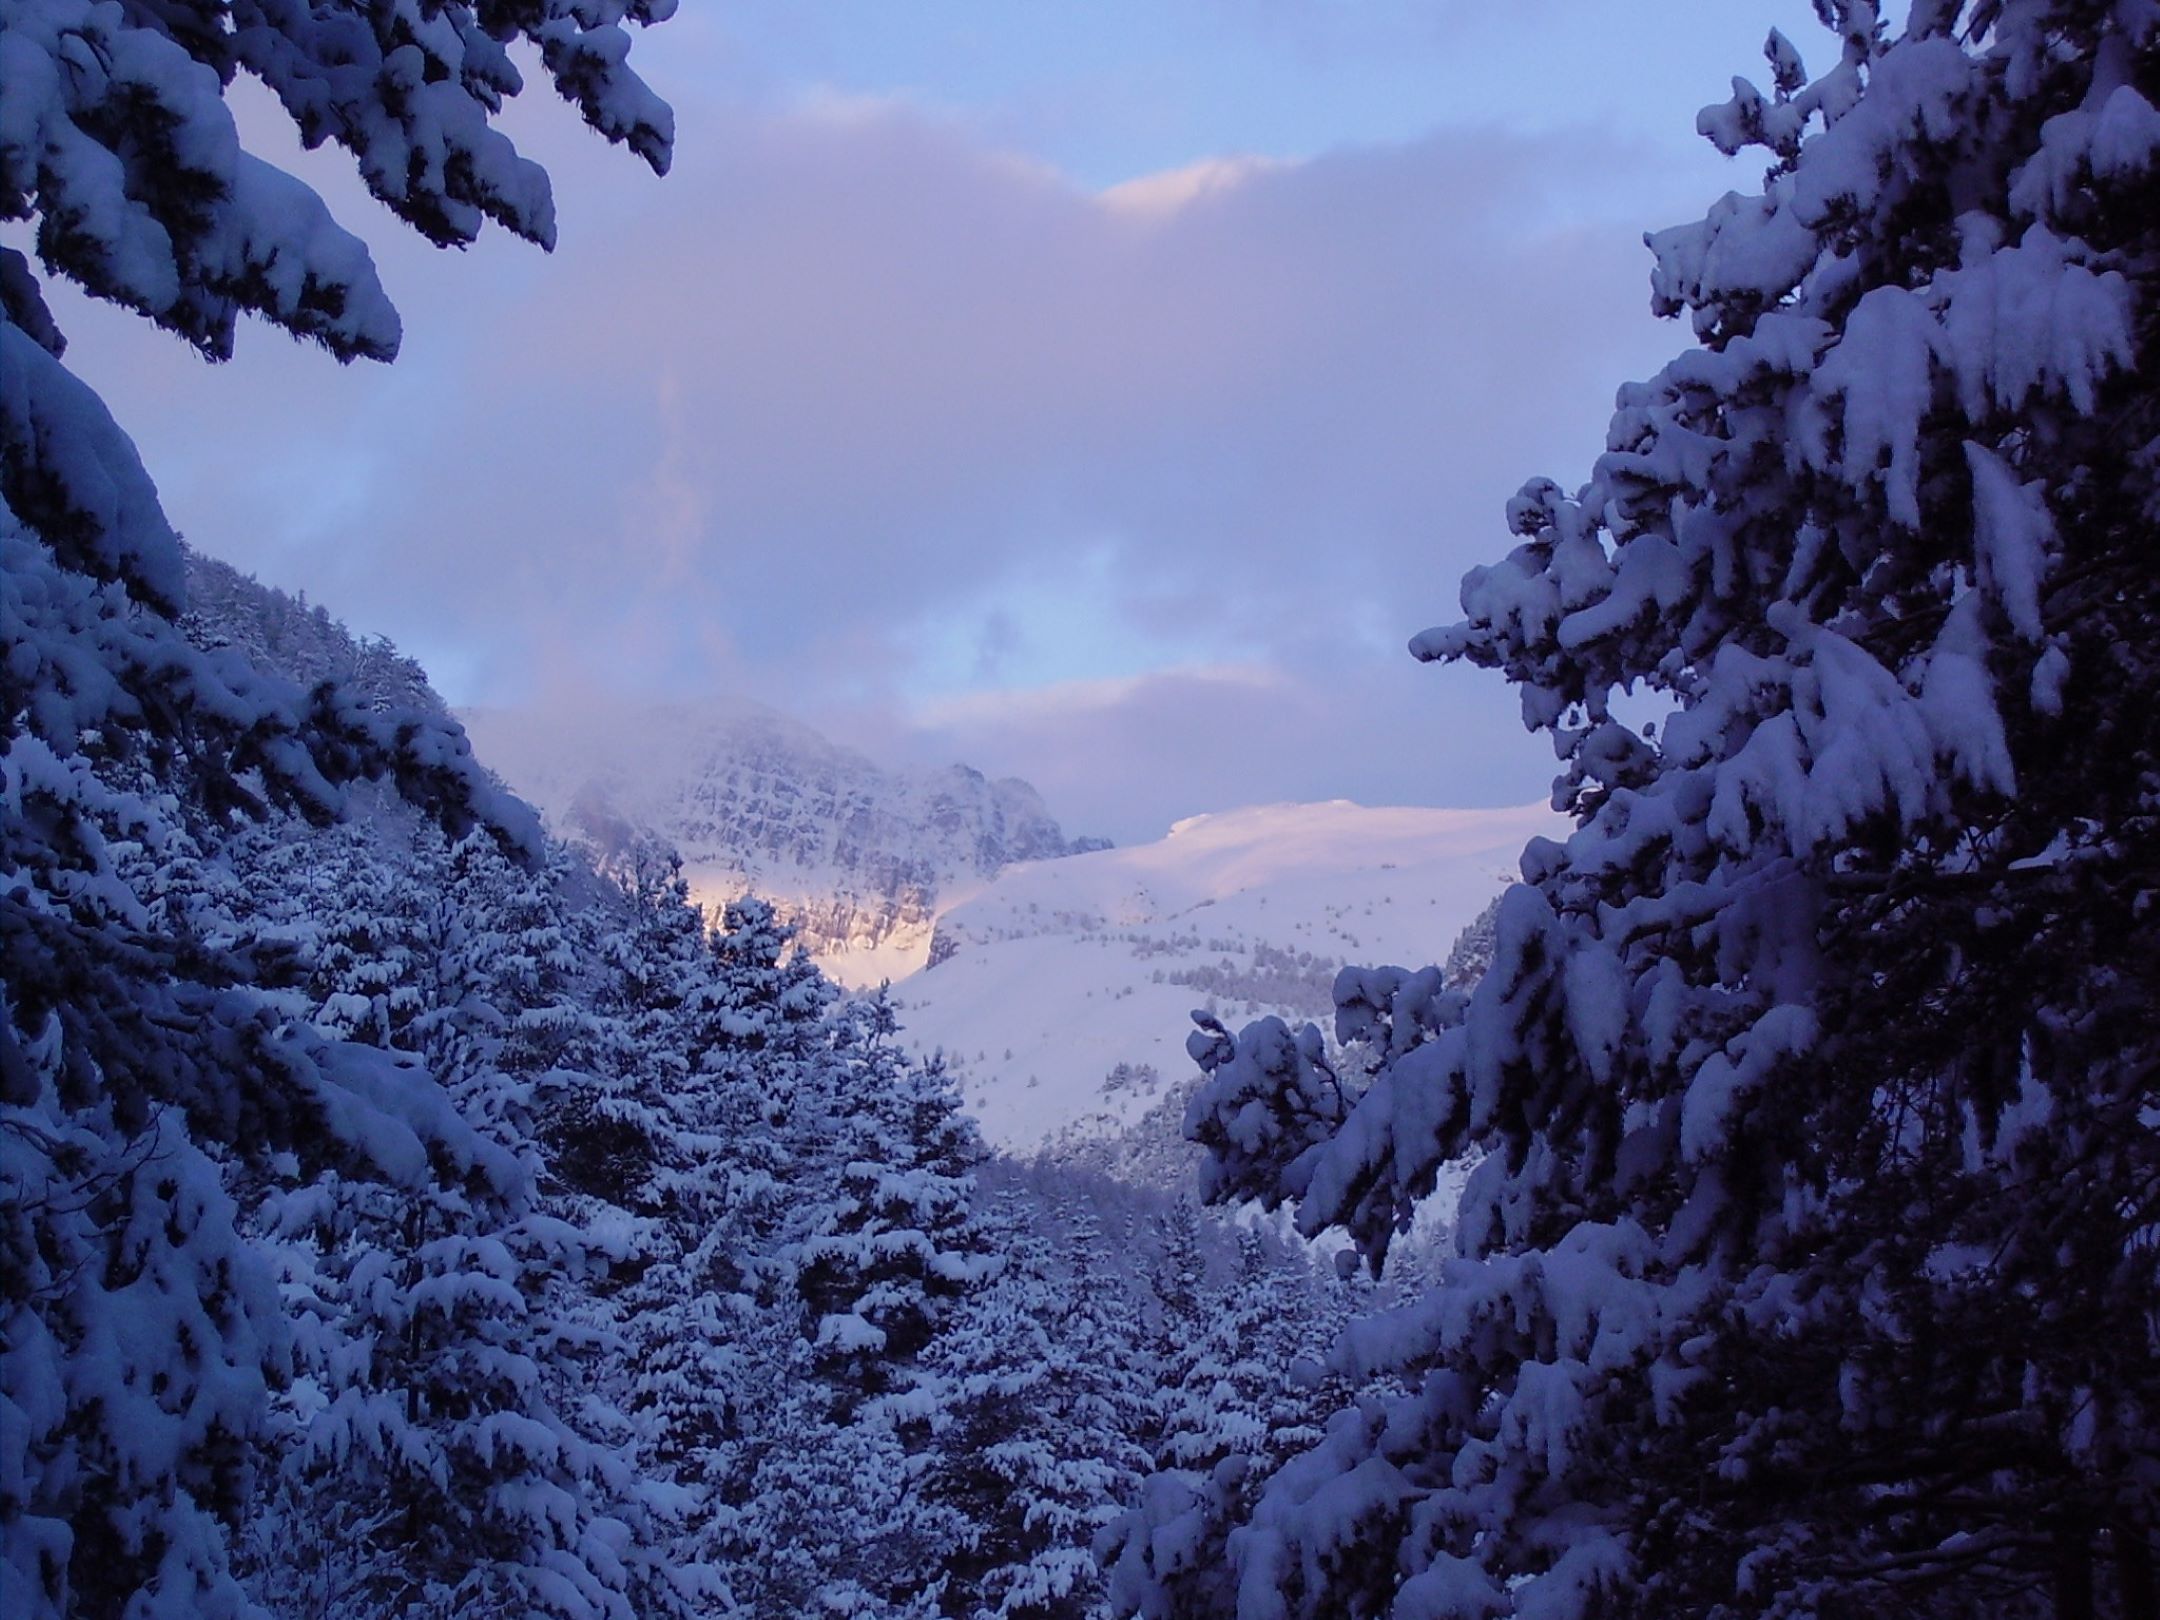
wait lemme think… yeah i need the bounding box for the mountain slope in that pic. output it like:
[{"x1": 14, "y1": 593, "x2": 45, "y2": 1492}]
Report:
[
  {"x1": 182, "y1": 549, "x2": 454, "y2": 724},
  {"x1": 890, "y1": 800, "x2": 1561, "y2": 1166},
  {"x1": 460, "y1": 701, "x2": 1105, "y2": 983}
]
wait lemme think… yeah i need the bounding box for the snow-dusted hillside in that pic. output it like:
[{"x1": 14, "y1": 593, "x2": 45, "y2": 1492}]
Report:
[
  {"x1": 460, "y1": 701, "x2": 1105, "y2": 983},
  {"x1": 459, "y1": 697, "x2": 1555, "y2": 1185},
  {"x1": 890, "y1": 800, "x2": 1562, "y2": 1167},
  {"x1": 184, "y1": 550, "x2": 452, "y2": 723}
]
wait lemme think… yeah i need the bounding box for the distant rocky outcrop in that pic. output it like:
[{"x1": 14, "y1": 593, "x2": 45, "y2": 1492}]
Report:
[
  {"x1": 460, "y1": 701, "x2": 1106, "y2": 979},
  {"x1": 178, "y1": 557, "x2": 1103, "y2": 980}
]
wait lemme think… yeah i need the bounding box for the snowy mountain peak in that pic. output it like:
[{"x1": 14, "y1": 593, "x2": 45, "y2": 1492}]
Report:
[
  {"x1": 459, "y1": 699, "x2": 1105, "y2": 982},
  {"x1": 893, "y1": 799, "x2": 1562, "y2": 1175}
]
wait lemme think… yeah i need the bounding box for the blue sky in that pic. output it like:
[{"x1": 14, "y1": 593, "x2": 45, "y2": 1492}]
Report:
[
  {"x1": 49, "y1": 0, "x2": 1823, "y2": 842},
  {"x1": 700, "y1": 2, "x2": 1816, "y2": 187}
]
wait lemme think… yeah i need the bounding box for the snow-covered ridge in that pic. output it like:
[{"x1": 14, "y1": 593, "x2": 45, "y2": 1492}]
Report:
[
  {"x1": 183, "y1": 549, "x2": 451, "y2": 724},
  {"x1": 459, "y1": 700, "x2": 1107, "y2": 983},
  {"x1": 175, "y1": 565, "x2": 1541, "y2": 1189},
  {"x1": 892, "y1": 799, "x2": 1561, "y2": 1167}
]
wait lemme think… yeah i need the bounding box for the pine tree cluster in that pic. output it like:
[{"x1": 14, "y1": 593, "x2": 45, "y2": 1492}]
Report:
[
  {"x1": 1174, "y1": 3, "x2": 2160, "y2": 1616},
  {"x1": 9, "y1": 1, "x2": 2160, "y2": 1618}
]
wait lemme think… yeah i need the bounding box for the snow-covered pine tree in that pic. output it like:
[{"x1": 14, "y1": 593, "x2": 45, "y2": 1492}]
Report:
[
  {"x1": 1439, "y1": 888, "x2": 1506, "y2": 991},
  {"x1": 650, "y1": 979, "x2": 995, "y2": 1620},
  {"x1": 1148, "y1": 1195, "x2": 1210, "y2": 1342},
  {"x1": 923, "y1": 1199, "x2": 1153, "y2": 1620},
  {"x1": 302, "y1": 819, "x2": 437, "y2": 1047},
  {"x1": 1105, "y1": 1227, "x2": 1344, "y2": 1620},
  {"x1": 691, "y1": 896, "x2": 836, "y2": 1067},
  {"x1": 1181, "y1": 5, "x2": 2160, "y2": 1617},
  {"x1": 0, "y1": 0, "x2": 672, "y2": 1610},
  {"x1": 202, "y1": 803, "x2": 676, "y2": 1620},
  {"x1": 618, "y1": 898, "x2": 841, "y2": 1597},
  {"x1": 1150, "y1": 1228, "x2": 1332, "y2": 1485},
  {"x1": 688, "y1": 898, "x2": 838, "y2": 1255},
  {"x1": 246, "y1": 1146, "x2": 671, "y2": 1620},
  {"x1": 639, "y1": 894, "x2": 837, "y2": 1304},
  {"x1": 796, "y1": 997, "x2": 997, "y2": 1417},
  {"x1": 713, "y1": 1305, "x2": 947, "y2": 1620},
  {"x1": 547, "y1": 839, "x2": 706, "y2": 1211}
]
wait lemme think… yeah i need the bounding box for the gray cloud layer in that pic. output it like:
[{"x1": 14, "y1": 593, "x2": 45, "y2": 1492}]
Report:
[{"x1": 50, "y1": 81, "x2": 1714, "y2": 840}]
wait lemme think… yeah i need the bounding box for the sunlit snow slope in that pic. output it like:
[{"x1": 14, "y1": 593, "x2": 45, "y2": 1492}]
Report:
[
  {"x1": 891, "y1": 800, "x2": 1561, "y2": 1162},
  {"x1": 460, "y1": 701, "x2": 1100, "y2": 984}
]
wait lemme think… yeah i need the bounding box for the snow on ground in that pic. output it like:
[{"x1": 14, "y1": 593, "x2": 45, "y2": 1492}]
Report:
[{"x1": 890, "y1": 800, "x2": 1561, "y2": 1156}]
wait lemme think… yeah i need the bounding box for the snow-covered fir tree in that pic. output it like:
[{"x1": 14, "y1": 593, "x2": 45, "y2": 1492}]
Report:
[
  {"x1": 1, "y1": 0, "x2": 672, "y2": 1607},
  {"x1": 797, "y1": 996, "x2": 999, "y2": 1417},
  {"x1": 617, "y1": 897, "x2": 847, "y2": 1604},
  {"x1": 1146, "y1": 1195, "x2": 1211, "y2": 1346},
  {"x1": 1172, "y1": 5, "x2": 2160, "y2": 1617},
  {"x1": 922, "y1": 1198, "x2": 1154, "y2": 1620},
  {"x1": 1149, "y1": 1228, "x2": 1333, "y2": 1484},
  {"x1": 1104, "y1": 1226, "x2": 1348, "y2": 1620},
  {"x1": 191, "y1": 795, "x2": 678, "y2": 1620},
  {"x1": 712, "y1": 1307, "x2": 947, "y2": 1620}
]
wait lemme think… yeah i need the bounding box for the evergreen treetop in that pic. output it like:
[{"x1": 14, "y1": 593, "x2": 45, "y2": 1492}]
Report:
[{"x1": 1182, "y1": 5, "x2": 2160, "y2": 1615}]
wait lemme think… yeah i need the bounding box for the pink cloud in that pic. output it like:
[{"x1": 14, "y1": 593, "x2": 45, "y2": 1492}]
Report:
[{"x1": 45, "y1": 88, "x2": 1683, "y2": 830}]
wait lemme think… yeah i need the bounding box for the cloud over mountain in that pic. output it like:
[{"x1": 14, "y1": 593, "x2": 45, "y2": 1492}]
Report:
[{"x1": 52, "y1": 78, "x2": 1692, "y2": 835}]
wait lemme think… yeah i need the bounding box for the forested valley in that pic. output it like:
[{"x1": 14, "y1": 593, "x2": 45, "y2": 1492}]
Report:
[{"x1": 6, "y1": 2, "x2": 2160, "y2": 1618}]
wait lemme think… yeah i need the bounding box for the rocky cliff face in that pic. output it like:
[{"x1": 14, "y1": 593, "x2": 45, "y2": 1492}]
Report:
[
  {"x1": 174, "y1": 552, "x2": 1101, "y2": 983},
  {"x1": 460, "y1": 701, "x2": 1104, "y2": 981}
]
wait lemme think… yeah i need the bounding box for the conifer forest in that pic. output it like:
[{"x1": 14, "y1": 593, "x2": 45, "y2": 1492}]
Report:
[{"x1": 4, "y1": 2, "x2": 2159, "y2": 1618}]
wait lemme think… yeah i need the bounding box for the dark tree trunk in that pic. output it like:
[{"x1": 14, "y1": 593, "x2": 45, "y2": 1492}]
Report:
[
  {"x1": 2119, "y1": 1522, "x2": 2158, "y2": 1620},
  {"x1": 2055, "y1": 1524, "x2": 2094, "y2": 1620}
]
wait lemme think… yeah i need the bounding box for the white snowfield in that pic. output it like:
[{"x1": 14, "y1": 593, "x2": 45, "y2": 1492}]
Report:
[{"x1": 891, "y1": 799, "x2": 1563, "y2": 1156}]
